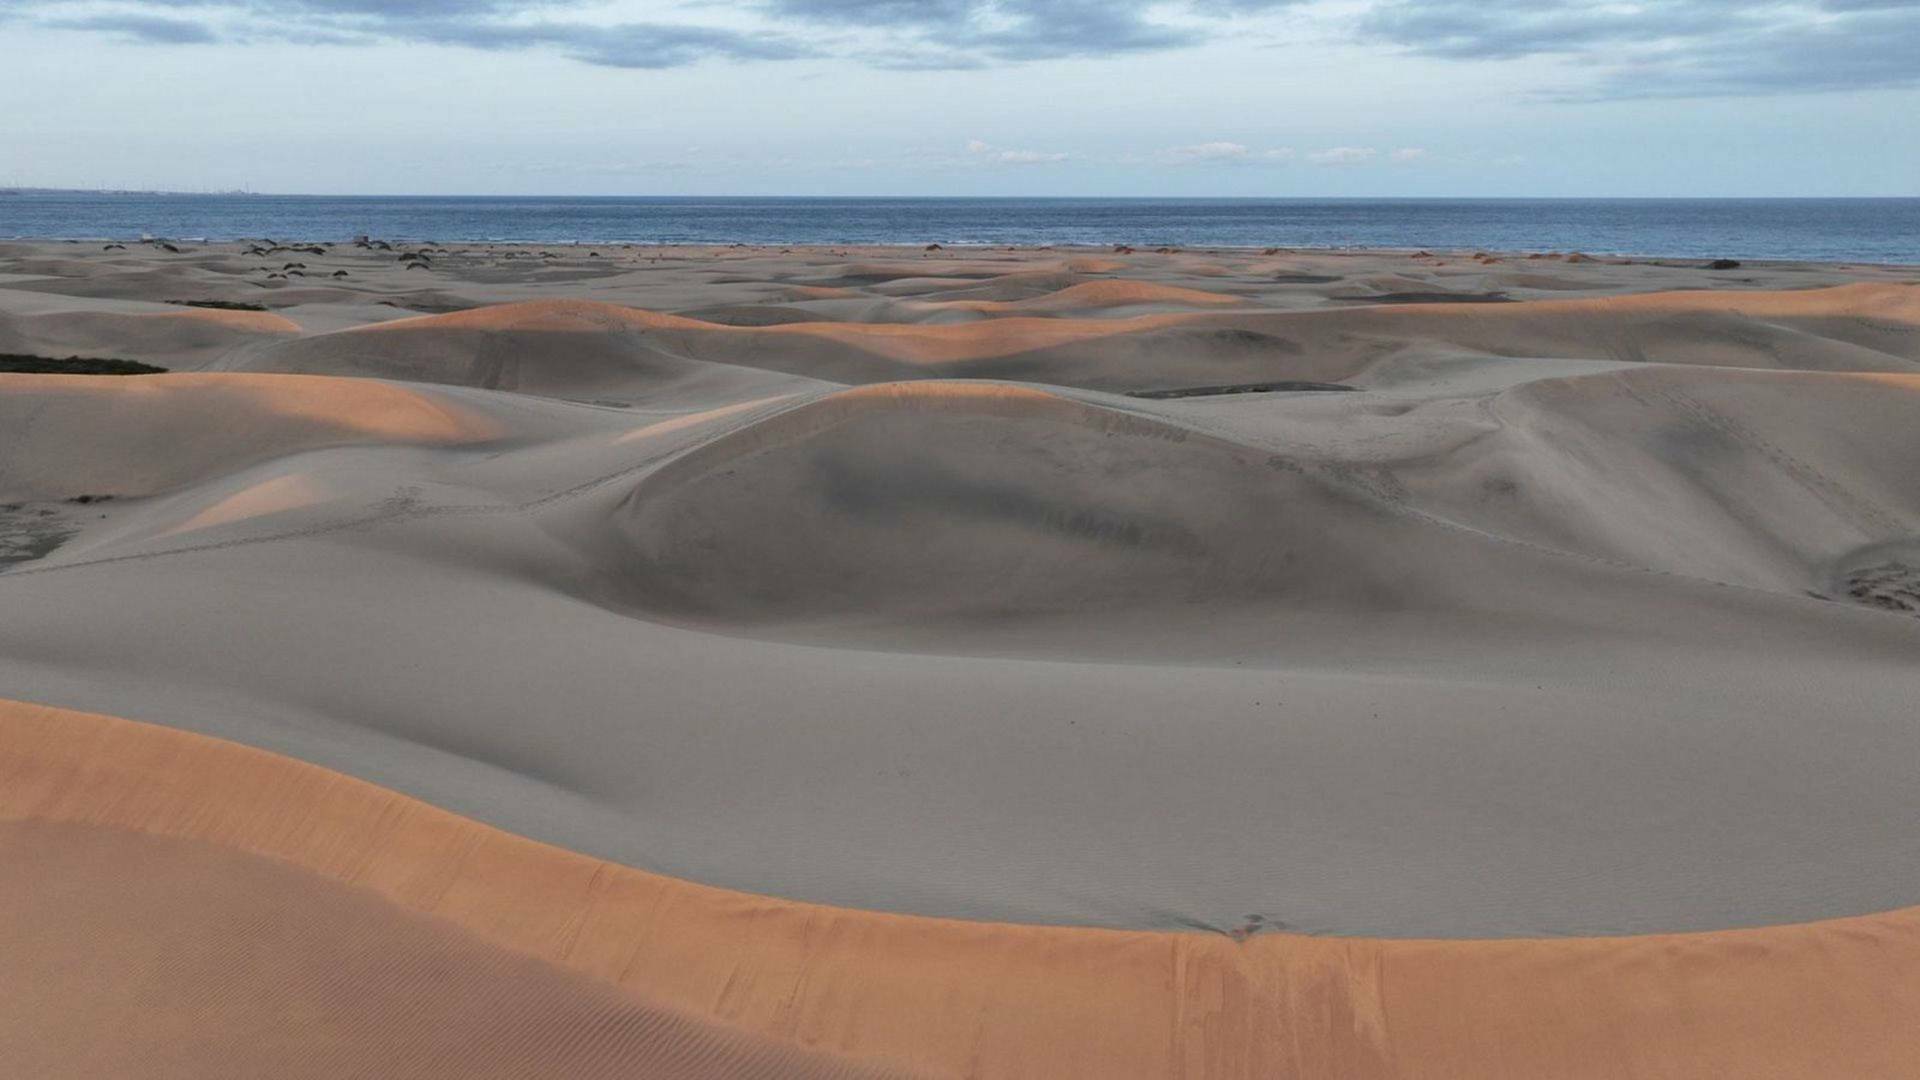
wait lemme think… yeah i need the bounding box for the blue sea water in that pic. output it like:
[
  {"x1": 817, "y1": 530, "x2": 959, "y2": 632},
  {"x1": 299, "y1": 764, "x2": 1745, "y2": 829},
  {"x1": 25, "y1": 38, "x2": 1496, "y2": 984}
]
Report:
[{"x1": 3, "y1": 193, "x2": 1917, "y2": 264}]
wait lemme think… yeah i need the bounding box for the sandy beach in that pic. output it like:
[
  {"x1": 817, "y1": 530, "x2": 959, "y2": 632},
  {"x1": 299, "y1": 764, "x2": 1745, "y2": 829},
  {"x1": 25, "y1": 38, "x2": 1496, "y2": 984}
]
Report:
[{"x1": 2, "y1": 238, "x2": 1918, "y2": 1076}]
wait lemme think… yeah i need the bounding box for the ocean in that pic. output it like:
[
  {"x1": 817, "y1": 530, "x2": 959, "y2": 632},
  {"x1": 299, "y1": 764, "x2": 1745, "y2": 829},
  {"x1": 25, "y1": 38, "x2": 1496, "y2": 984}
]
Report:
[{"x1": 3, "y1": 193, "x2": 1917, "y2": 263}]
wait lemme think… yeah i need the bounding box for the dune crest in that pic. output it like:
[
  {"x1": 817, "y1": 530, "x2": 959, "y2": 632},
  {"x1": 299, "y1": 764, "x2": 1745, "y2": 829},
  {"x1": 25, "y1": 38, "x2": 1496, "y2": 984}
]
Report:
[
  {"x1": 615, "y1": 380, "x2": 1417, "y2": 619},
  {"x1": 0, "y1": 372, "x2": 500, "y2": 500},
  {"x1": 3, "y1": 699, "x2": 1917, "y2": 1080},
  {"x1": 0, "y1": 306, "x2": 301, "y2": 368}
]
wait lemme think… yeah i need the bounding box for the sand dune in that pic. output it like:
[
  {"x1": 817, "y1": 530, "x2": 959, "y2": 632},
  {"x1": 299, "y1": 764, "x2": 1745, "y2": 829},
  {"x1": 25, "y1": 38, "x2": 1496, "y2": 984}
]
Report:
[
  {"x1": 0, "y1": 372, "x2": 500, "y2": 500},
  {"x1": 4, "y1": 701, "x2": 1918, "y2": 1080},
  {"x1": 1, "y1": 242, "x2": 1918, "y2": 1078},
  {"x1": 614, "y1": 380, "x2": 1506, "y2": 620},
  {"x1": 233, "y1": 282, "x2": 1920, "y2": 401},
  {"x1": 1449, "y1": 366, "x2": 1920, "y2": 592},
  {"x1": 0, "y1": 820, "x2": 903, "y2": 1080},
  {"x1": 944, "y1": 279, "x2": 1248, "y2": 314},
  {"x1": 239, "y1": 298, "x2": 837, "y2": 404},
  {"x1": 0, "y1": 305, "x2": 300, "y2": 367}
]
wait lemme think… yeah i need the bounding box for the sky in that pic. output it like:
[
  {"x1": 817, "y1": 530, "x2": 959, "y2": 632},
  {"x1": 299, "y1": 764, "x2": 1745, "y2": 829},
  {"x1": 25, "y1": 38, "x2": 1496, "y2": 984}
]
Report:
[{"x1": 0, "y1": 0, "x2": 1915, "y2": 196}]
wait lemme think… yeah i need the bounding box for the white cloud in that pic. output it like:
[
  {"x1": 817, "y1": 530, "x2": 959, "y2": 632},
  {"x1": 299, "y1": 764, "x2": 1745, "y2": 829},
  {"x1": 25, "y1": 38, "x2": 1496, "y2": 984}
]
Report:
[
  {"x1": 996, "y1": 149, "x2": 1070, "y2": 164},
  {"x1": 1307, "y1": 146, "x2": 1378, "y2": 166},
  {"x1": 1159, "y1": 142, "x2": 1295, "y2": 165},
  {"x1": 1173, "y1": 140, "x2": 1250, "y2": 161},
  {"x1": 966, "y1": 139, "x2": 1068, "y2": 165},
  {"x1": 1389, "y1": 147, "x2": 1427, "y2": 162}
]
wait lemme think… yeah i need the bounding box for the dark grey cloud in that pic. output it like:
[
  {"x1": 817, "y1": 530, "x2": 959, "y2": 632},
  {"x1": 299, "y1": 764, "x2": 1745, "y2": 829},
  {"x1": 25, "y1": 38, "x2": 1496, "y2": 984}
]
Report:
[
  {"x1": 403, "y1": 18, "x2": 813, "y2": 68},
  {"x1": 8, "y1": 0, "x2": 1309, "y2": 69},
  {"x1": 761, "y1": 0, "x2": 1306, "y2": 66},
  {"x1": 1361, "y1": 0, "x2": 1920, "y2": 97},
  {"x1": 11, "y1": 0, "x2": 1920, "y2": 94},
  {"x1": 10, "y1": 0, "x2": 813, "y2": 67},
  {"x1": 43, "y1": 11, "x2": 217, "y2": 41},
  {"x1": 1360, "y1": 0, "x2": 1757, "y2": 61}
]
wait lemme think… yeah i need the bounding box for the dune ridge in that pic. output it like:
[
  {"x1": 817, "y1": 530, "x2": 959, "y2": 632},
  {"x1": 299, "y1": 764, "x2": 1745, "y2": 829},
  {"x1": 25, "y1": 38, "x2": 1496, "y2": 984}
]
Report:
[
  {"x1": 228, "y1": 283, "x2": 1920, "y2": 400},
  {"x1": 4, "y1": 699, "x2": 1918, "y2": 1080},
  {"x1": 0, "y1": 305, "x2": 301, "y2": 368},
  {"x1": 0, "y1": 372, "x2": 501, "y2": 500}
]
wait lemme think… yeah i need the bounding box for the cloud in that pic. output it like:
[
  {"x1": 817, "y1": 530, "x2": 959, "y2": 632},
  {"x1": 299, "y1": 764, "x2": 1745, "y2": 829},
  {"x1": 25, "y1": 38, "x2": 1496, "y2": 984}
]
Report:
[
  {"x1": 13, "y1": 0, "x2": 1920, "y2": 97},
  {"x1": 1171, "y1": 141, "x2": 1251, "y2": 161},
  {"x1": 42, "y1": 12, "x2": 217, "y2": 42},
  {"x1": 399, "y1": 19, "x2": 813, "y2": 68},
  {"x1": 1389, "y1": 147, "x2": 1426, "y2": 162},
  {"x1": 965, "y1": 139, "x2": 1068, "y2": 165},
  {"x1": 1360, "y1": 0, "x2": 1920, "y2": 98},
  {"x1": 1307, "y1": 146, "x2": 1377, "y2": 165},
  {"x1": 16, "y1": 0, "x2": 815, "y2": 67},
  {"x1": 758, "y1": 0, "x2": 1223, "y2": 65},
  {"x1": 1157, "y1": 142, "x2": 1297, "y2": 164},
  {"x1": 9, "y1": 0, "x2": 1313, "y2": 69}
]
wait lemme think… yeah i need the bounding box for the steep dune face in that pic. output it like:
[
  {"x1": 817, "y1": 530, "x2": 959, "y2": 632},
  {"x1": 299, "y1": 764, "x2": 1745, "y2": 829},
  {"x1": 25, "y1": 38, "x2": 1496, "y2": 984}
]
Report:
[
  {"x1": 0, "y1": 373, "x2": 500, "y2": 500},
  {"x1": 1388, "y1": 367, "x2": 1920, "y2": 595},
  {"x1": 1268, "y1": 360, "x2": 1920, "y2": 609},
  {"x1": 614, "y1": 382, "x2": 1441, "y2": 620}
]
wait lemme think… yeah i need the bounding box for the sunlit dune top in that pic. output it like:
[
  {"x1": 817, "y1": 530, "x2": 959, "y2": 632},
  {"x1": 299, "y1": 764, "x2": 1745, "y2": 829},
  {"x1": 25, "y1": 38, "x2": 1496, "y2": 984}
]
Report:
[
  {"x1": 137, "y1": 308, "x2": 304, "y2": 334},
  {"x1": 0, "y1": 372, "x2": 502, "y2": 500},
  {"x1": 0, "y1": 371, "x2": 498, "y2": 442}
]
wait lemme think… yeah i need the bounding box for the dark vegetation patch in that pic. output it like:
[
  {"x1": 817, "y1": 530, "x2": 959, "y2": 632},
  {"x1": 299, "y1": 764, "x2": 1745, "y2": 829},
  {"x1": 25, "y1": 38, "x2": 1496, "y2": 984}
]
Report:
[
  {"x1": 167, "y1": 299, "x2": 268, "y2": 311},
  {"x1": 0, "y1": 504, "x2": 76, "y2": 571},
  {"x1": 0, "y1": 526, "x2": 72, "y2": 570},
  {"x1": 1842, "y1": 562, "x2": 1920, "y2": 615},
  {"x1": 1270, "y1": 273, "x2": 1342, "y2": 284},
  {"x1": 0, "y1": 353, "x2": 167, "y2": 375},
  {"x1": 1128, "y1": 381, "x2": 1358, "y2": 400}
]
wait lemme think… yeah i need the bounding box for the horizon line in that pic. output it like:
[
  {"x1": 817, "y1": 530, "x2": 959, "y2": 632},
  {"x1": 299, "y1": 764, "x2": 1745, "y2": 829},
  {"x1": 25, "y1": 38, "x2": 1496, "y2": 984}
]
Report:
[{"x1": 7, "y1": 188, "x2": 1920, "y2": 201}]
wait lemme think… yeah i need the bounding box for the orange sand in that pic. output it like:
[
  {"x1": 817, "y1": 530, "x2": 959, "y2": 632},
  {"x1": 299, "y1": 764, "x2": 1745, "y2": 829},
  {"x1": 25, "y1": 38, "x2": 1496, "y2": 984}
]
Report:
[{"x1": 4, "y1": 698, "x2": 1915, "y2": 1080}]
